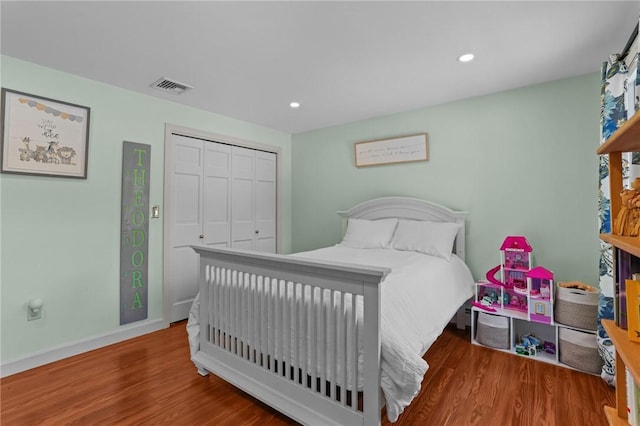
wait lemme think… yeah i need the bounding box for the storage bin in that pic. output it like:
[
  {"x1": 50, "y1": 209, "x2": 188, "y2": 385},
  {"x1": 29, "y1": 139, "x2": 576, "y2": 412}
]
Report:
[
  {"x1": 476, "y1": 312, "x2": 510, "y2": 349},
  {"x1": 559, "y1": 327, "x2": 602, "y2": 374},
  {"x1": 554, "y1": 282, "x2": 599, "y2": 331}
]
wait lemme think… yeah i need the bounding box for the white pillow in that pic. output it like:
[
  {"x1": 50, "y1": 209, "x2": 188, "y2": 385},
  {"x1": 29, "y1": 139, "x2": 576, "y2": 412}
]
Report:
[
  {"x1": 340, "y1": 218, "x2": 399, "y2": 249},
  {"x1": 390, "y1": 220, "x2": 461, "y2": 260}
]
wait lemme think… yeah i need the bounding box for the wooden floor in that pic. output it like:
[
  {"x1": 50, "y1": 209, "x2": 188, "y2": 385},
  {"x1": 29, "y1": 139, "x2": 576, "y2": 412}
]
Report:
[{"x1": 1, "y1": 322, "x2": 615, "y2": 425}]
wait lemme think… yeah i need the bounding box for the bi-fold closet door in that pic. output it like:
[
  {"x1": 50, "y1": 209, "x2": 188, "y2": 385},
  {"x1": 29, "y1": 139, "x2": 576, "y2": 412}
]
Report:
[
  {"x1": 229, "y1": 145, "x2": 277, "y2": 252},
  {"x1": 168, "y1": 134, "x2": 276, "y2": 322}
]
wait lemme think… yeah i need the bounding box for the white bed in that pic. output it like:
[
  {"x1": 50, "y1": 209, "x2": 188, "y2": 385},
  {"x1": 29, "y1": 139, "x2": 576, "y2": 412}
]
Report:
[{"x1": 187, "y1": 197, "x2": 474, "y2": 425}]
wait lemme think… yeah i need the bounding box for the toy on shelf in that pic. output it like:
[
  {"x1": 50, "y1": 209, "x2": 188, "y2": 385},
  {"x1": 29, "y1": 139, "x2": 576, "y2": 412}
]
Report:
[
  {"x1": 484, "y1": 236, "x2": 533, "y2": 314},
  {"x1": 514, "y1": 335, "x2": 555, "y2": 357},
  {"x1": 471, "y1": 301, "x2": 497, "y2": 312},
  {"x1": 517, "y1": 334, "x2": 541, "y2": 356},
  {"x1": 476, "y1": 236, "x2": 555, "y2": 324},
  {"x1": 500, "y1": 236, "x2": 533, "y2": 291},
  {"x1": 485, "y1": 236, "x2": 533, "y2": 287},
  {"x1": 543, "y1": 341, "x2": 556, "y2": 355},
  {"x1": 614, "y1": 176, "x2": 640, "y2": 236},
  {"x1": 527, "y1": 266, "x2": 554, "y2": 324},
  {"x1": 475, "y1": 281, "x2": 503, "y2": 310}
]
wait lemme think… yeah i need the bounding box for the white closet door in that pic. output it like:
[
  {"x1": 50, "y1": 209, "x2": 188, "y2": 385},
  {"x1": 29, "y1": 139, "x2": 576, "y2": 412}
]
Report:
[
  {"x1": 167, "y1": 135, "x2": 277, "y2": 322},
  {"x1": 169, "y1": 135, "x2": 204, "y2": 322},
  {"x1": 255, "y1": 150, "x2": 276, "y2": 253},
  {"x1": 203, "y1": 142, "x2": 231, "y2": 248},
  {"x1": 231, "y1": 146, "x2": 255, "y2": 250}
]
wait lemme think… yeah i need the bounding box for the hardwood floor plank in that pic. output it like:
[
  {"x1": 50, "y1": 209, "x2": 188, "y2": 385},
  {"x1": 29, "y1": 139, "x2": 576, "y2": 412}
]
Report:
[{"x1": 1, "y1": 323, "x2": 615, "y2": 425}]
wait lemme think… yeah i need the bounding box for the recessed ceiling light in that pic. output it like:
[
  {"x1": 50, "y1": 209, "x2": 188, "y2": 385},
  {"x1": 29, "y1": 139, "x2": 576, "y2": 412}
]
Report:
[
  {"x1": 289, "y1": 102, "x2": 300, "y2": 108},
  {"x1": 458, "y1": 53, "x2": 474, "y2": 63}
]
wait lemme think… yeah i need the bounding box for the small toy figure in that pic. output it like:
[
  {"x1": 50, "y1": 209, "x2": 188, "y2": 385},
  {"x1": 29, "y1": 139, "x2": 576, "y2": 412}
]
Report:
[
  {"x1": 543, "y1": 341, "x2": 556, "y2": 355},
  {"x1": 481, "y1": 295, "x2": 494, "y2": 306},
  {"x1": 516, "y1": 334, "x2": 541, "y2": 356},
  {"x1": 521, "y1": 334, "x2": 540, "y2": 348}
]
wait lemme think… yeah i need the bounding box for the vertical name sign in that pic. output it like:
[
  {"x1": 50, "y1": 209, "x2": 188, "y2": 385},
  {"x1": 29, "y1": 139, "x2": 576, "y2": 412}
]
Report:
[{"x1": 120, "y1": 141, "x2": 150, "y2": 325}]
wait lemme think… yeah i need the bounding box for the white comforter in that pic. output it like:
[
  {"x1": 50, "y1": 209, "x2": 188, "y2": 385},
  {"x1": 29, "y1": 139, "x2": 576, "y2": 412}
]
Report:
[{"x1": 187, "y1": 245, "x2": 474, "y2": 422}]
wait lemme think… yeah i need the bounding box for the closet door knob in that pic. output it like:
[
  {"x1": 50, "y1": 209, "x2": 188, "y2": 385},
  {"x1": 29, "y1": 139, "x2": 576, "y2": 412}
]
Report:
[
  {"x1": 199, "y1": 234, "x2": 205, "y2": 239},
  {"x1": 255, "y1": 230, "x2": 259, "y2": 234}
]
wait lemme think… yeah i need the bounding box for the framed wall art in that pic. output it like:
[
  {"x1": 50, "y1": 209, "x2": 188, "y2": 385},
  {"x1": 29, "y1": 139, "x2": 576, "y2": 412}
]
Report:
[
  {"x1": 1, "y1": 88, "x2": 90, "y2": 178},
  {"x1": 354, "y1": 133, "x2": 428, "y2": 167}
]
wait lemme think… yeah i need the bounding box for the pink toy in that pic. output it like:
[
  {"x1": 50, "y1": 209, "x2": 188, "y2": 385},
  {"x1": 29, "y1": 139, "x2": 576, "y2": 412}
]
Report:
[
  {"x1": 485, "y1": 264, "x2": 504, "y2": 286},
  {"x1": 471, "y1": 301, "x2": 497, "y2": 312},
  {"x1": 484, "y1": 236, "x2": 533, "y2": 289},
  {"x1": 500, "y1": 236, "x2": 533, "y2": 288},
  {"x1": 500, "y1": 236, "x2": 533, "y2": 313},
  {"x1": 527, "y1": 266, "x2": 554, "y2": 324},
  {"x1": 477, "y1": 236, "x2": 555, "y2": 324}
]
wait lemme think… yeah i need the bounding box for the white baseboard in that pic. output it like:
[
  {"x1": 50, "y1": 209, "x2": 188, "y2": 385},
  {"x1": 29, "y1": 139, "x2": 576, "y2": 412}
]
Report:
[{"x1": 0, "y1": 319, "x2": 165, "y2": 378}]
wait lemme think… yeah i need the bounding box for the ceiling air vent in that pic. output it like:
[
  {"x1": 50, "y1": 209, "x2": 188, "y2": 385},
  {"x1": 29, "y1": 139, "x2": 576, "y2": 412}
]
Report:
[{"x1": 151, "y1": 77, "x2": 194, "y2": 94}]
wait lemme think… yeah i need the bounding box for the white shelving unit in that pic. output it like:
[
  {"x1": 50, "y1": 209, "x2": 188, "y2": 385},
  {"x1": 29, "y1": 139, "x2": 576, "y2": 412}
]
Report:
[{"x1": 470, "y1": 305, "x2": 598, "y2": 373}]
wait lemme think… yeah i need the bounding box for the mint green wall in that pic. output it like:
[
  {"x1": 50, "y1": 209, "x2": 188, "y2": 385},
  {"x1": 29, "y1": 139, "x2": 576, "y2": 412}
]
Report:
[
  {"x1": 291, "y1": 73, "x2": 601, "y2": 286},
  {"x1": 0, "y1": 56, "x2": 292, "y2": 362},
  {"x1": 1, "y1": 55, "x2": 601, "y2": 366}
]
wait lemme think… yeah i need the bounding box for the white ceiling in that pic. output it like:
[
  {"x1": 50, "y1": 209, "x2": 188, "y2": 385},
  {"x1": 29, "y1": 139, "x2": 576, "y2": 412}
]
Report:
[{"x1": 1, "y1": 1, "x2": 638, "y2": 134}]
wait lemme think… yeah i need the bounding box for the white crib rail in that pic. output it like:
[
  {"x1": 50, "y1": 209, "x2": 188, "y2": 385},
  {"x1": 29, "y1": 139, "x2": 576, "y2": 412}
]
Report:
[{"x1": 191, "y1": 246, "x2": 389, "y2": 426}]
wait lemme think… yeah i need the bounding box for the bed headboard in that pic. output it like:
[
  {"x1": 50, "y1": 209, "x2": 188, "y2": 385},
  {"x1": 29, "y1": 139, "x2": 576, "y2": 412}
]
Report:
[{"x1": 337, "y1": 197, "x2": 468, "y2": 261}]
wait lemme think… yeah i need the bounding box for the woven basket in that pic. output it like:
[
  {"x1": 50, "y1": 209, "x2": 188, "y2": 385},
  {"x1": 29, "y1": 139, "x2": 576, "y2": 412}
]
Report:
[
  {"x1": 554, "y1": 282, "x2": 599, "y2": 331},
  {"x1": 476, "y1": 312, "x2": 510, "y2": 349},
  {"x1": 559, "y1": 327, "x2": 602, "y2": 374}
]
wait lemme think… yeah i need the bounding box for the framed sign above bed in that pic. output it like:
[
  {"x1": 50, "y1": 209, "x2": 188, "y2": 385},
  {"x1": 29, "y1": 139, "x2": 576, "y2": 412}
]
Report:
[{"x1": 354, "y1": 133, "x2": 428, "y2": 167}]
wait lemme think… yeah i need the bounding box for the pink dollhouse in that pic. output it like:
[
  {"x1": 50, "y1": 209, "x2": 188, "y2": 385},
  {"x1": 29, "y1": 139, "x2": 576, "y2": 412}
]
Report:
[
  {"x1": 501, "y1": 236, "x2": 533, "y2": 313},
  {"x1": 477, "y1": 236, "x2": 556, "y2": 323},
  {"x1": 527, "y1": 266, "x2": 554, "y2": 324}
]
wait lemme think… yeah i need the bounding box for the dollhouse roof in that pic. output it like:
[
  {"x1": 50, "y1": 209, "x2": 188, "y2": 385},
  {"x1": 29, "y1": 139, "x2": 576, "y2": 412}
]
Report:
[
  {"x1": 526, "y1": 266, "x2": 553, "y2": 279},
  {"x1": 500, "y1": 236, "x2": 533, "y2": 252}
]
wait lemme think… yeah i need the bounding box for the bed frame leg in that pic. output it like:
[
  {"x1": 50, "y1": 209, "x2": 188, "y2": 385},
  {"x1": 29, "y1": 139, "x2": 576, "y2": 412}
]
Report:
[{"x1": 194, "y1": 362, "x2": 209, "y2": 377}]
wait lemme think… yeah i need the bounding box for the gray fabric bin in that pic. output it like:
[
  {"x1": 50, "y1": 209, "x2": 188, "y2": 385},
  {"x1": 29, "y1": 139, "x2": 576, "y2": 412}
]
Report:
[
  {"x1": 476, "y1": 312, "x2": 510, "y2": 349},
  {"x1": 555, "y1": 283, "x2": 599, "y2": 331},
  {"x1": 559, "y1": 327, "x2": 602, "y2": 374}
]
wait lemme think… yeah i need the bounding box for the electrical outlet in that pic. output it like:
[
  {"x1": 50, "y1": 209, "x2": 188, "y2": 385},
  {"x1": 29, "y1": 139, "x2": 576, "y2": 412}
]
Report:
[
  {"x1": 27, "y1": 298, "x2": 43, "y2": 321},
  {"x1": 28, "y1": 309, "x2": 41, "y2": 321}
]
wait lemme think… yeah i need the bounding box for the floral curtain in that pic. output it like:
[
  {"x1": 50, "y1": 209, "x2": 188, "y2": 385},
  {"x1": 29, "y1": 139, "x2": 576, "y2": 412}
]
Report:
[{"x1": 598, "y1": 53, "x2": 634, "y2": 386}]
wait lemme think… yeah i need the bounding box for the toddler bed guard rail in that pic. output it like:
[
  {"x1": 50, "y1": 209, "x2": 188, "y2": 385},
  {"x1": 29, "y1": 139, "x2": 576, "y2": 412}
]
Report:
[{"x1": 191, "y1": 245, "x2": 390, "y2": 426}]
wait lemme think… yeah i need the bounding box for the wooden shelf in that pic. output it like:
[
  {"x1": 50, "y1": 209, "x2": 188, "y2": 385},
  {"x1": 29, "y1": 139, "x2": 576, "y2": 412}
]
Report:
[
  {"x1": 604, "y1": 405, "x2": 629, "y2": 426},
  {"x1": 600, "y1": 233, "x2": 640, "y2": 258},
  {"x1": 597, "y1": 111, "x2": 640, "y2": 154},
  {"x1": 602, "y1": 319, "x2": 639, "y2": 425},
  {"x1": 602, "y1": 319, "x2": 640, "y2": 385},
  {"x1": 598, "y1": 85, "x2": 640, "y2": 426}
]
